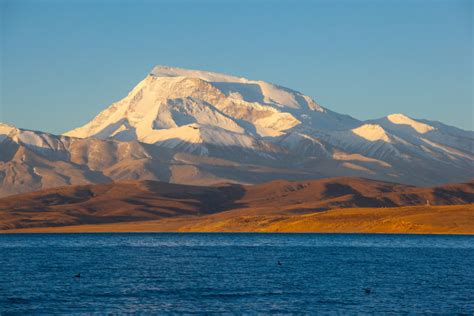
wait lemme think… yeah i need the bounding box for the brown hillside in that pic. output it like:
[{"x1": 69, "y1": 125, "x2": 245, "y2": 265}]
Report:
[{"x1": 0, "y1": 177, "x2": 472, "y2": 231}]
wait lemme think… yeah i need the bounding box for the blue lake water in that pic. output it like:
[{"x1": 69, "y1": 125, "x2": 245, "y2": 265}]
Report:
[{"x1": 0, "y1": 233, "x2": 473, "y2": 314}]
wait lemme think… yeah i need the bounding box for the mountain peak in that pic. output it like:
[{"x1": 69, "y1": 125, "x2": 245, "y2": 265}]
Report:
[
  {"x1": 150, "y1": 65, "x2": 245, "y2": 83},
  {"x1": 66, "y1": 66, "x2": 346, "y2": 142},
  {"x1": 0, "y1": 123, "x2": 18, "y2": 136},
  {"x1": 386, "y1": 113, "x2": 435, "y2": 134},
  {"x1": 352, "y1": 124, "x2": 391, "y2": 142}
]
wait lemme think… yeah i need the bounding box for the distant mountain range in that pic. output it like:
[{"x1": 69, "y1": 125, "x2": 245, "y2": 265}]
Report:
[{"x1": 1, "y1": 66, "x2": 472, "y2": 197}]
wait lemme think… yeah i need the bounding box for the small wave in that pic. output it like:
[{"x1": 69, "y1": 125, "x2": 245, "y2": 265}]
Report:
[{"x1": 6, "y1": 297, "x2": 30, "y2": 304}]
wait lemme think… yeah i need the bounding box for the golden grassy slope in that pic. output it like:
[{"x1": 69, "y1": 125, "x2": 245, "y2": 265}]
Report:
[{"x1": 3, "y1": 205, "x2": 473, "y2": 234}]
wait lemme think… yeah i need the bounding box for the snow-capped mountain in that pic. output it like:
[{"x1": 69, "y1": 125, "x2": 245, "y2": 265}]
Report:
[
  {"x1": 65, "y1": 66, "x2": 359, "y2": 146},
  {"x1": 1, "y1": 66, "x2": 472, "y2": 196}
]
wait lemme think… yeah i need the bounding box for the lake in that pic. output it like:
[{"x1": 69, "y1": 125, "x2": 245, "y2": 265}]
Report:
[{"x1": 0, "y1": 233, "x2": 473, "y2": 314}]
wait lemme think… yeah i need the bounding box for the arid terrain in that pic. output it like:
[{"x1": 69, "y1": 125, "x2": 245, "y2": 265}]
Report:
[
  {"x1": 1, "y1": 177, "x2": 472, "y2": 234},
  {"x1": 4, "y1": 205, "x2": 472, "y2": 234}
]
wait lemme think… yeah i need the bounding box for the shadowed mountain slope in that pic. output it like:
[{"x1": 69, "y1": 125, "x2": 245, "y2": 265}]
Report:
[{"x1": 1, "y1": 177, "x2": 472, "y2": 230}]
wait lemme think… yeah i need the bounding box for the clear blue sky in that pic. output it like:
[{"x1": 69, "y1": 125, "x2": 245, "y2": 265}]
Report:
[{"x1": 1, "y1": 0, "x2": 472, "y2": 133}]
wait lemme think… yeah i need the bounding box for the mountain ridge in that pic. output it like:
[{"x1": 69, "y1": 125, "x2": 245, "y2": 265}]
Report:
[{"x1": 1, "y1": 66, "x2": 472, "y2": 196}]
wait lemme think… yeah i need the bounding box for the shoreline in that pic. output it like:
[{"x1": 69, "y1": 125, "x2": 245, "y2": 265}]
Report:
[{"x1": 2, "y1": 231, "x2": 473, "y2": 235}]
